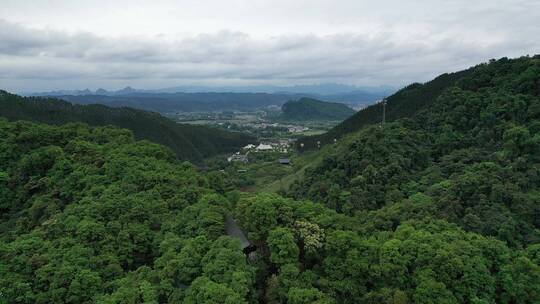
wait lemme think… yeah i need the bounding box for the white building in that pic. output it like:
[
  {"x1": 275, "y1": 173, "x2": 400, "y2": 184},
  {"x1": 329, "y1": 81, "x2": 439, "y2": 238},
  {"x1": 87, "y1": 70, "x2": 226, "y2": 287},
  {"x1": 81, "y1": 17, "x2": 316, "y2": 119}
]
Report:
[
  {"x1": 227, "y1": 154, "x2": 249, "y2": 163},
  {"x1": 256, "y1": 143, "x2": 273, "y2": 151}
]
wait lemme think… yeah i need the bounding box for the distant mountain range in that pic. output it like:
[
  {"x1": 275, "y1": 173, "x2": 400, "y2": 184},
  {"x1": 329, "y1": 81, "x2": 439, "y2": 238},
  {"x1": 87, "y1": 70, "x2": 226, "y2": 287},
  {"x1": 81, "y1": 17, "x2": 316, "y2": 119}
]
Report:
[
  {"x1": 51, "y1": 92, "x2": 304, "y2": 113},
  {"x1": 26, "y1": 84, "x2": 393, "y2": 113},
  {"x1": 27, "y1": 83, "x2": 394, "y2": 97},
  {"x1": 28, "y1": 86, "x2": 140, "y2": 97}
]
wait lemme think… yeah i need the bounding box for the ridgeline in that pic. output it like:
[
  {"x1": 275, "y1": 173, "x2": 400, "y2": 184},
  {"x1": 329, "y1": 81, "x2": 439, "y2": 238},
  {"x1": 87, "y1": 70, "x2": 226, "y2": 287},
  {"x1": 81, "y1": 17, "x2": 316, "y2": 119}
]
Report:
[{"x1": 0, "y1": 91, "x2": 254, "y2": 162}]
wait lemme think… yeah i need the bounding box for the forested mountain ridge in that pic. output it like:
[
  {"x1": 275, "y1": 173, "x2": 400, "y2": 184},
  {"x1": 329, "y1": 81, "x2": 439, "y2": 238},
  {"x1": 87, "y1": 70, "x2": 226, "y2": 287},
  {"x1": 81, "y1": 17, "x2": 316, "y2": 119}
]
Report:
[
  {"x1": 297, "y1": 56, "x2": 540, "y2": 150},
  {"x1": 0, "y1": 91, "x2": 254, "y2": 162},
  {"x1": 0, "y1": 118, "x2": 538, "y2": 303},
  {"x1": 280, "y1": 98, "x2": 356, "y2": 121},
  {"x1": 289, "y1": 56, "x2": 540, "y2": 246},
  {"x1": 1, "y1": 56, "x2": 540, "y2": 304},
  {"x1": 0, "y1": 119, "x2": 258, "y2": 302}
]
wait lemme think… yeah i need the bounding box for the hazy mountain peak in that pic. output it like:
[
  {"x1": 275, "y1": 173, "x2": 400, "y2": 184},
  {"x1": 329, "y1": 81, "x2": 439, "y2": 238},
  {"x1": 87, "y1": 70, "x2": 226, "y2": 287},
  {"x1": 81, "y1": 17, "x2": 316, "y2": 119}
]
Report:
[{"x1": 95, "y1": 88, "x2": 109, "y2": 95}]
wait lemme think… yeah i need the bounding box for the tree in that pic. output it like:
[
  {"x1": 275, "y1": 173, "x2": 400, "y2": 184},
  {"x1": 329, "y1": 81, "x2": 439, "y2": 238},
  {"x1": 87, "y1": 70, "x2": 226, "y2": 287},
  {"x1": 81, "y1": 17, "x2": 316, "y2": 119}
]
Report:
[
  {"x1": 500, "y1": 256, "x2": 540, "y2": 304},
  {"x1": 183, "y1": 277, "x2": 246, "y2": 304},
  {"x1": 235, "y1": 193, "x2": 293, "y2": 242},
  {"x1": 268, "y1": 228, "x2": 299, "y2": 267},
  {"x1": 287, "y1": 287, "x2": 331, "y2": 304}
]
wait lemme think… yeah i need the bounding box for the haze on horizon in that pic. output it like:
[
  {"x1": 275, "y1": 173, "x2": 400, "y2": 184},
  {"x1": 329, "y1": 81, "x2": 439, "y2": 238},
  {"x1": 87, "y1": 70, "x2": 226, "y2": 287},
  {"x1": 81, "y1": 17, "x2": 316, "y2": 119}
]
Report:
[{"x1": 1, "y1": 0, "x2": 539, "y2": 93}]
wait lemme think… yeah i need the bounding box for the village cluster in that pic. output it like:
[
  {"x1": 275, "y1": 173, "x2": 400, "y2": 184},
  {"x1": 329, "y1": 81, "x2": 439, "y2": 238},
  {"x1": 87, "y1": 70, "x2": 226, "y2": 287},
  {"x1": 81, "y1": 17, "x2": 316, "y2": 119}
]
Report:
[{"x1": 227, "y1": 139, "x2": 294, "y2": 165}]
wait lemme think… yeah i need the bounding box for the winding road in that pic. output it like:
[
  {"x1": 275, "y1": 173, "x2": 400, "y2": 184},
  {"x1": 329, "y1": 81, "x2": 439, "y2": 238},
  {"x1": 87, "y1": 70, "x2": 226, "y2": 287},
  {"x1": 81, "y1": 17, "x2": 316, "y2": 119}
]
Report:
[{"x1": 225, "y1": 214, "x2": 251, "y2": 249}]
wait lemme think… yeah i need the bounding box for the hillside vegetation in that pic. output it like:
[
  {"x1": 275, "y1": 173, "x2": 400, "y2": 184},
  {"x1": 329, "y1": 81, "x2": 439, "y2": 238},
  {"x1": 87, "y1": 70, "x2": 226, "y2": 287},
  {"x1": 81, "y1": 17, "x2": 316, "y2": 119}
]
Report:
[
  {"x1": 290, "y1": 56, "x2": 540, "y2": 246},
  {"x1": 297, "y1": 60, "x2": 481, "y2": 150},
  {"x1": 0, "y1": 91, "x2": 254, "y2": 162},
  {"x1": 0, "y1": 119, "x2": 260, "y2": 303},
  {"x1": 280, "y1": 98, "x2": 356, "y2": 121},
  {"x1": 1, "y1": 56, "x2": 540, "y2": 304},
  {"x1": 1, "y1": 118, "x2": 539, "y2": 303}
]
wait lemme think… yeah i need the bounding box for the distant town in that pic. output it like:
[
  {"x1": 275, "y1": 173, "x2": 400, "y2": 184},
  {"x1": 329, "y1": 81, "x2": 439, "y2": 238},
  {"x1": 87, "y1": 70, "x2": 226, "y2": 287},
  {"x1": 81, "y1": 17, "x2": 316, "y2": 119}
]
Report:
[
  {"x1": 227, "y1": 140, "x2": 294, "y2": 164},
  {"x1": 165, "y1": 109, "x2": 336, "y2": 140}
]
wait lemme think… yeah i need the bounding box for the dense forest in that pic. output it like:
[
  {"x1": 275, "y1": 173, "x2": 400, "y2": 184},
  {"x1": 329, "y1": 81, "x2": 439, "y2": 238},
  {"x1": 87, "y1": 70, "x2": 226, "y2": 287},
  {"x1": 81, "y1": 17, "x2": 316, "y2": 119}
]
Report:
[
  {"x1": 1, "y1": 55, "x2": 539, "y2": 304},
  {"x1": 0, "y1": 120, "x2": 257, "y2": 303},
  {"x1": 0, "y1": 91, "x2": 254, "y2": 162},
  {"x1": 290, "y1": 56, "x2": 540, "y2": 245},
  {"x1": 1, "y1": 118, "x2": 538, "y2": 304},
  {"x1": 297, "y1": 59, "x2": 480, "y2": 150},
  {"x1": 280, "y1": 98, "x2": 356, "y2": 121}
]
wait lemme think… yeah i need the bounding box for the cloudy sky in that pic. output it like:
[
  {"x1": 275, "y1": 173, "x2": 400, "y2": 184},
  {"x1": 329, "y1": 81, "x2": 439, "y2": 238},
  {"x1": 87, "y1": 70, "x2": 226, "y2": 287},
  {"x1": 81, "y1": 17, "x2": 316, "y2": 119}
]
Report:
[{"x1": 1, "y1": 0, "x2": 539, "y2": 92}]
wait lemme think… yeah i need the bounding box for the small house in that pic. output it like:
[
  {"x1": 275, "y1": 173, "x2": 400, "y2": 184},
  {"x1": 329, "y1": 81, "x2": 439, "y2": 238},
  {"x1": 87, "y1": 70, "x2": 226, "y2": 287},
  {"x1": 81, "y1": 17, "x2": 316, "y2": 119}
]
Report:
[{"x1": 278, "y1": 158, "x2": 291, "y2": 165}]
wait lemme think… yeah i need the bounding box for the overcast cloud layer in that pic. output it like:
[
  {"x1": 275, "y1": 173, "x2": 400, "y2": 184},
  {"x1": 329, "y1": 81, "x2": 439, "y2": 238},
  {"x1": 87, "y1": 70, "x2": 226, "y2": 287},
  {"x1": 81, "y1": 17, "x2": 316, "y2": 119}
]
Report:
[{"x1": 0, "y1": 0, "x2": 539, "y2": 92}]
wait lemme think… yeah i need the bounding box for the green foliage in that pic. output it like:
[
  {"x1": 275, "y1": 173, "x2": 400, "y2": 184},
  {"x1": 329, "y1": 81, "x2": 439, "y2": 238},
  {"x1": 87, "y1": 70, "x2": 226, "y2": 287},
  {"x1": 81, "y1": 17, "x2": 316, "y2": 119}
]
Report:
[
  {"x1": 235, "y1": 193, "x2": 294, "y2": 243},
  {"x1": 231, "y1": 191, "x2": 540, "y2": 303},
  {"x1": 268, "y1": 228, "x2": 299, "y2": 267},
  {"x1": 298, "y1": 55, "x2": 540, "y2": 150},
  {"x1": 0, "y1": 119, "x2": 254, "y2": 303},
  {"x1": 499, "y1": 256, "x2": 540, "y2": 303},
  {"x1": 290, "y1": 56, "x2": 540, "y2": 247},
  {"x1": 287, "y1": 287, "x2": 331, "y2": 304},
  {"x1": 2, "y1": 56, "x2": 540, "y2": 303},
  {"x1": 183, "y1": 276, "x2": 247, "y2": 304},
  {"x1": 0, "y1": 91, "x2": 254, "y2": 162}
]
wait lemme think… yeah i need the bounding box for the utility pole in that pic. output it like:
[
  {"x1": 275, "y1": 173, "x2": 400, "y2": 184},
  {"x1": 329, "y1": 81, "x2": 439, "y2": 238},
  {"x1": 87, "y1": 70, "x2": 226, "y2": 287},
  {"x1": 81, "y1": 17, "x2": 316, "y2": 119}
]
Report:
[{"x1": 381, "y1": 98, "x2": 387, "y2": 127}]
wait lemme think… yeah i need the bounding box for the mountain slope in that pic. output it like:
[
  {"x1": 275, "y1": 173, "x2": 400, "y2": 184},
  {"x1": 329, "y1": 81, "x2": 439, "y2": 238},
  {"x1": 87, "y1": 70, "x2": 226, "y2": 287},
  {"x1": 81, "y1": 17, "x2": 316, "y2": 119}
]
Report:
[
  {"x1": 2, "y1": 56, "x2": 540, "y2": 303},
  {"x1": 289, "y1": 55, "x2": 540, "y2": 246},
  {"x1": 280, "y1": 97, "x2": 356, "y2": 121},
  {"x1": 1, "y1": 118, "x2": 538, "y2": 304},
  {"x1": 297, "y1": 65, "x2": 477, "y2": 150},
  {"x1": 0, "y1": 118, "x2": 257, "y2": 302},
  {"x1": 0, "y1": 91, "x2": 254, "y2": 162}
]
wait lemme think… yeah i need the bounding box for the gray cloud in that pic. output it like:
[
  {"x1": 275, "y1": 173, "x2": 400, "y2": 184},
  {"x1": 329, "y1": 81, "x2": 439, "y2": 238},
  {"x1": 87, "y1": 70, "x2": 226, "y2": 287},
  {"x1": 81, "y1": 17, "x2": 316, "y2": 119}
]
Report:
[{"x1": 0, "y1": 0, "x2": 539, "y2": 93}]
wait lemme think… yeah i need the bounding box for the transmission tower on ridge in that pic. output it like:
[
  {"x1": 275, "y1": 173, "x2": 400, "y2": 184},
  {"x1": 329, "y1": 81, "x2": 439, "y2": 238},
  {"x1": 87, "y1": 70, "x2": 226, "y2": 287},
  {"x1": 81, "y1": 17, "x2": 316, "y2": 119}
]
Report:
[{"x1": 381, "y1": 98, "x2": 387, "y2": 127}]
